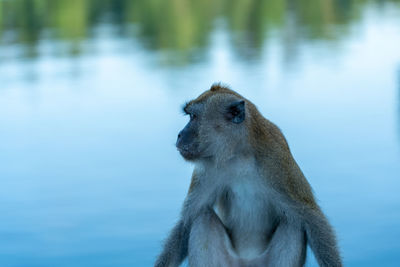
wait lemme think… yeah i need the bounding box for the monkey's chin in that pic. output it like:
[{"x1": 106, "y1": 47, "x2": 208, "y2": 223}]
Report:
[{"x1": 178, "y1": 148, "x2": 198, "y2": 161}]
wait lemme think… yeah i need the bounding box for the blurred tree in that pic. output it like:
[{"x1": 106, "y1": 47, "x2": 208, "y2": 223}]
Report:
[{"x1": 0, "y1": 0, "x2": 399, "y2": 63}]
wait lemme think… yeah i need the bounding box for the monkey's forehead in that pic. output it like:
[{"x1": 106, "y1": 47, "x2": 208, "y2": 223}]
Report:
[
  {"x1": 183, "y1": 101, "x2": 204, "y2": 114},
  {"x1": 183, "y1": 96, "x2": 228, "y2": 114}
]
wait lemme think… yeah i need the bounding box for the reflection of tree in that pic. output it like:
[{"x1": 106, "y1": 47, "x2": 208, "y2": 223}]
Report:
[
  {"x1": 125, "y1": 0, "x2": 216, "y2": 64},
  {"x1": 224, "y1": 0, "x2": 285, "y2": 61},
  {"x1": 0, "y1": 0, "x2": 399, "y2": 64}
]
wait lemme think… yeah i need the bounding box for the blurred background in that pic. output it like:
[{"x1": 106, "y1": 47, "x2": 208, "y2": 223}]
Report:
[{"x1": 1, "y1": 0, "x2": 400, "y2": 266}]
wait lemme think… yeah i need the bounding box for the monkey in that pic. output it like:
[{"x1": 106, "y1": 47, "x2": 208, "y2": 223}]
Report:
[{"x1": 155, "y1": 84, "x2": 342, "y2": 267}]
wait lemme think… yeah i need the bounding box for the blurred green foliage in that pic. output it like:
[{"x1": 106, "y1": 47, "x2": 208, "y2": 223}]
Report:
[{"x1": 0, "y1": 0, "x2": 399, "y2": 62}]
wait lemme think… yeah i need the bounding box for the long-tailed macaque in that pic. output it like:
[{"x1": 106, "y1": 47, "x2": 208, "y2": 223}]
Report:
[{"x1": 155, "y1": 84, "x2": 342, "y2": 267}]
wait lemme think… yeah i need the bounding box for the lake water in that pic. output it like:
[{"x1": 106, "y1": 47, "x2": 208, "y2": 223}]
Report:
[{"x1": 1, "y1": 0, "x2": 400, "y2": 266}]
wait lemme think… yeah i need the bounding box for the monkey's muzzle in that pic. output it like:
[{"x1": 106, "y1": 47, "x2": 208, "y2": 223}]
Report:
[{"x1": 176, "y1": 134, "x2": 198, "y2": 160}]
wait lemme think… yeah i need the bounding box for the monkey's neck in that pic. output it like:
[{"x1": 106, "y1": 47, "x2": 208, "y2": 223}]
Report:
[{"x1": 198, "y1": 153, "x2": 256, "y2": 171}]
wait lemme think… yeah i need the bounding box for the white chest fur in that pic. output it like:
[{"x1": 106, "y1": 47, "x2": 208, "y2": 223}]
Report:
[{"x1": 203, "y1": 158, "x2": 276, "y2": 259}]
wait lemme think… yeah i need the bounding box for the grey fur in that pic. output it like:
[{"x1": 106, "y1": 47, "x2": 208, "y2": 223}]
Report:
[{"x1": 154, "y1": 159, "x2": 330, "y2": 267}]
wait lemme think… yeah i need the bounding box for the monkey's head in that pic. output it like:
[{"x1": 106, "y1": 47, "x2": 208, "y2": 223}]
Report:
[{"x1": 176, "y1": 84, "x2": 250, "y2": 162}]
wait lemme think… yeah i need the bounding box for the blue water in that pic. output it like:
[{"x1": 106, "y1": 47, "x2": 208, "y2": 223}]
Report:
[{"x1": 1, "y1": 1, "x2": 400, "y2": 266}]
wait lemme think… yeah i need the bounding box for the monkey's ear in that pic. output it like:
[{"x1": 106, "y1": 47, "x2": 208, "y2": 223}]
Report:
[{"x1": 226, "y1": 100, "x2": 245, "y2": 124}]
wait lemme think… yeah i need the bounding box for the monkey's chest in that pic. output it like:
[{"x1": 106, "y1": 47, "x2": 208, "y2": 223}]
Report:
[{"x1": 213, "y1": 180, "x2": 274, "y2": 259}]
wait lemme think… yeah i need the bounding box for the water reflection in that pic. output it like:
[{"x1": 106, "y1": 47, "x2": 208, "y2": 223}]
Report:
[{"x1": 1, "y1": 0, "x2": 400, "y2": 64}]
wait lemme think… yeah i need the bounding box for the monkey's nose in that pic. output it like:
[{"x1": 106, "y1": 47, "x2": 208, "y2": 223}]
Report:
[
  {"x1": 176, "y1": 133, "x2": 183, "y2": 149},
  {"x1": 177, "y1": 129, "x2": 184, "y2": 141}
]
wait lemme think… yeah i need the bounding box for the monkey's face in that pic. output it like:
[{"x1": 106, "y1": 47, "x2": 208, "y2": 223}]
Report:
[{"x1": 176, "y1": 93, "x2": 247, "y2": 162}]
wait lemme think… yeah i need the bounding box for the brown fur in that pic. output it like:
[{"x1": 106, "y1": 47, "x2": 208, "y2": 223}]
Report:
[{"x1": 188, "y1": 83, "x2": 317, "y2": 208}]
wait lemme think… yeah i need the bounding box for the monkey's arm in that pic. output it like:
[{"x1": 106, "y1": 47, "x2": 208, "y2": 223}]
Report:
[
  {"x1": 275, "y1": 158, "x2": 342, "y2": 267},
  {"x1": 303, "y1": 208, "x2": 342, "y2": 267},
  {"x1": 154, "y1": 220, "x2": 190, "y2": 267}
]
